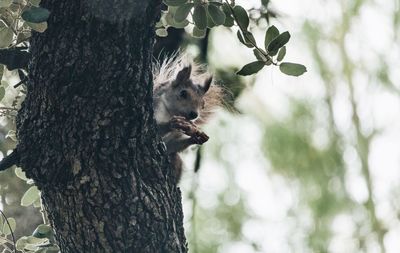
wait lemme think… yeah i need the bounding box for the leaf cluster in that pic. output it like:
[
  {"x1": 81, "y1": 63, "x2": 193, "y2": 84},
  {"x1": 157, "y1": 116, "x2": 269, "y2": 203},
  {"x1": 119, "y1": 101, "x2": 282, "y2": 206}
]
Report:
[
  {"x1": 0, "y1": 166, "x2": 58, "y2": 253},
  {"x1": 158, "y1": 0, "x2": 306, "y2": 76},
  {"x1": 16, "y1": 224, "x2": 59, "y2": 253},
  {"x1": 0, "y1": 0, "x2": 49, "y2": 50}
]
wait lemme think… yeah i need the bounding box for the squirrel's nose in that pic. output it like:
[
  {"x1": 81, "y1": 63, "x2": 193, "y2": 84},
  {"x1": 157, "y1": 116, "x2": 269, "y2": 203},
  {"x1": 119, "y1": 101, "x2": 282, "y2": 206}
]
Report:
[{"x1": 188, "y1": 111, "x2": 198, "y2": 120}]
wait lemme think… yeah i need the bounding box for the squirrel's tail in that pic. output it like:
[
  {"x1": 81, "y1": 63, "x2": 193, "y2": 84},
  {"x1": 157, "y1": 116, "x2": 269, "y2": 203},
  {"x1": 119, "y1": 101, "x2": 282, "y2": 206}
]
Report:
[{"x1": 195, "y1": 83, "x2": 228, "y2": 125}]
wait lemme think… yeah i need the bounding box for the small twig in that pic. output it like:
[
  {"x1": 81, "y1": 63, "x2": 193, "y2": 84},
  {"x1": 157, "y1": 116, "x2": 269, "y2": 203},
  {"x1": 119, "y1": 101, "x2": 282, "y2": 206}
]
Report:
[
  {"x1": 13, "y1": 77, "x2": 26, "y2": 88},
  {"x1": 0, "y1": 210, "x2": 16, "y2": 253},
  {"x1": 0, "y1": 107, "x2": 18, "y2": 111},
  {"x1": 223, "y1": 0, "x2": 278, "y2": 66}
]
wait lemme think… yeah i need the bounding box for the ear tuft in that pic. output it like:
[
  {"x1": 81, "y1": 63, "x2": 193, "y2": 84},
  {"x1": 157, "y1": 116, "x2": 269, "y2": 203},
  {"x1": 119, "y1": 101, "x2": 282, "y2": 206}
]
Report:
[
  {"x1": 175, "y1": 65, "x2": 192, "y2": 84},
  {"x1": 202, "y1": 76, "x2": 212, "y2": 93}
]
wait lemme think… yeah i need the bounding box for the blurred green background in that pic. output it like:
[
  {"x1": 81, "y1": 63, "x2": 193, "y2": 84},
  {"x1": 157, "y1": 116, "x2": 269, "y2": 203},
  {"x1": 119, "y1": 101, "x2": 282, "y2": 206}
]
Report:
[
  {"x1": 179, "y1": 0, "x2": 400, "y2": 252},
  {"x1": 1, "y1": 0, "x2": 400, "y2": 252}
]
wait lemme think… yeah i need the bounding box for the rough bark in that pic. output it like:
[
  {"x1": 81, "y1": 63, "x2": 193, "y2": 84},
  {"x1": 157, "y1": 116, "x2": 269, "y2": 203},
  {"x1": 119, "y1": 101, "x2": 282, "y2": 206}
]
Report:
[{"x1": 15, "y1": 0, "x2": 187, "y2": 252}]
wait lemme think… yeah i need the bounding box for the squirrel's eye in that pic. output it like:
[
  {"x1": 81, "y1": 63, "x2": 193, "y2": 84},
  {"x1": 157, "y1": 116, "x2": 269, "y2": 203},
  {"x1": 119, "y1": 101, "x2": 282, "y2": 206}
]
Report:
[{"x1": 179, "y1": 90, "x2": 188, "y2": 99}]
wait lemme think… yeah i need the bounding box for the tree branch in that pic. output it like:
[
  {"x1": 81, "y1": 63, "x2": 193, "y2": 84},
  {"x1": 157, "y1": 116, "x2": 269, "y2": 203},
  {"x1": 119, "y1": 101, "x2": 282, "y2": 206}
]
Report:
[
  {"x1": 0, "y1": 151, "x2": 19, "y2": 172},
  {"x1": 0, "y1": 48, "x2": 30, "y2": 70}
]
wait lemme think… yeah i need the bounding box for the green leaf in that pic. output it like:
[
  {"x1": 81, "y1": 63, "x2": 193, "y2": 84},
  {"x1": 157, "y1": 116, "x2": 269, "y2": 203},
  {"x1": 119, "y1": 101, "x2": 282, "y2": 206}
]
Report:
[
  {"x1": 44, "y1": 246, "x2": 60, "y2": 253},
  {"x1": 1, "y1": 80, "x2": 7, "y2": 87},
  {"x1": 0, "y1": 87, "x2": 5, "y2": 101},
  {"x1": 192, "y1": 26, "x2": 206, "y2": 38},
  {"x1": 207, "y1": 4, "x2": 226, "y2": 26},
  {"x1": 243, "y1": 31, "x2": 256, "y2": 46},
  {"x1": 166, "y1": 5, "x2": 178, "y2": 15},
  {"x1": 16, "y1": 236, "x2": 28, "y2": 251},
  {"x1": 207, "y1": 14, "x2": 216, "y2": 28},
  {"x1": 0, "y1": 21, "x2": 13, "y2": 48},
  {"x1": 21, "y1": 186, "x2": 40, "y2": 207},
  {"x1": 233, "y1": 5, "x2": 249, "y2": 29},
  {"x1": 25, "y1": 243, "x2": 41, "y2": 251},
  {"x1": 221, "y1": 3, "x2": 234, "y2": 27},
  {"x1": 163, "y1": 8, "x2": 189, "y2": 28},
  {"x1": 33, "y1": 198, "x2": 41, "y2": 208},
  {"x1": 27, "y1": 236, "x2": 48, "y2": 244},
  {"x1": 35, "y1": 245, "x2": 59, "y2": 253},
  {"x1": 6, "y1": 130, "x2": 17, "y2": 142},
  {"x1": 174, "y1": 3, "x2": 193, "y2": 23},
  {"x1": 209, "y1": 1, "x2": 223, "y2": 7},
  {"x1": 155, "y1": 20, "x2": 163, "y2": 28},
  {"x1": 277, "y1": 46, "x2": 286, "y2": 61},
  {"x1": 264, "y1": 25, "x2": 279, "y2": 49},
  {"x1": 268, "y1": 31, "x2": 290, "y2": 54},
  {"x1": 0, "y1": 0, "x2": 12, "y2": 8},
  {"x1": 21, "y1": 7, "x2": 50, "y2": 23},
  {"x1": 222, "y1": 3, "x2": 231, "y2": 13},
  {"x1": 30, "y1": 0, "x2": 42, "y2": 6},
  {"x1": 223, "y1": 15, "x2": 234, "y2": 27},
  {"x1": 236, "y1": 31, "x2": 253, "y2": 48},
  {"x1": 155, "y1": 28, "x2": 168, "y2": 37},
  {"x1": 171, "y1": 19, "x2": 189, "y2": 28},
  {"x1": 279, "y1": 62, "x2": 307, "y2": 76},
  {"x1": 25, "y1": 21, "x2": 48, "y2": 33},
  {"x1": 160, "y1": 12, "x2": 169, "y2": 26},
  {"x1": 193, "y1": 5, "x2": 207, "y2": 30},
  {"x1": 237, "y1": 61, "x2": 265, "y2": 76},
  {"x1": 163, "y1": 0, "x2": 188, "y2": 6},
  {"x1": 17, "y1": 32, "x2": 31, "y2": 44},
  {"x1": 15, "y1": 167, "x2": 28, "y2": 181},
  {"x1": 16, "y1": 236, "x2": 48, "y2": 252},
  {"x1": 32, "y1": 224, "x2": 53, "y2": 239},
  {"x1": 3, "y1": 218, "x2": 16, "y2": 236}
]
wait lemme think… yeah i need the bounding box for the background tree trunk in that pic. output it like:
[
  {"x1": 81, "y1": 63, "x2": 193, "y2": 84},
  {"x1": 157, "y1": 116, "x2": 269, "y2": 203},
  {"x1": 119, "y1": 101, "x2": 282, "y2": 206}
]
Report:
[{"x1": 15, "y1": 0, "x2": 187, "y2": 252}]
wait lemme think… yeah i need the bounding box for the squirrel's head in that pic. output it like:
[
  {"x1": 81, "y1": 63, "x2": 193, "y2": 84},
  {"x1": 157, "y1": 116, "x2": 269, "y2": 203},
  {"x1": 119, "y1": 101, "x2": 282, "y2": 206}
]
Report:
[{"x1": 163, "y1": 65, "x2": 212, "y2": 121}]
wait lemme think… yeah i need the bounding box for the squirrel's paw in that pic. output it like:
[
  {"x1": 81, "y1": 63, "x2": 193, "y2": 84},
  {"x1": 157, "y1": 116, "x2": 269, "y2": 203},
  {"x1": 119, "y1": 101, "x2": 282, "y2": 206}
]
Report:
[
  {"x1": 169, "y1": 116, "x2": 196, "y2": 134},
  {"x1": 169, "y1": 116, "x2": 209, "y2": 144}
]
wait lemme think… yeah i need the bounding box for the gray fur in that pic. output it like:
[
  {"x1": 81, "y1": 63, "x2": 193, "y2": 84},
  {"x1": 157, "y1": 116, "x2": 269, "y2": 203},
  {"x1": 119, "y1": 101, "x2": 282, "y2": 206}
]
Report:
[{"x1": 152, "y1": 54, "x2": 223, "y2": 181}]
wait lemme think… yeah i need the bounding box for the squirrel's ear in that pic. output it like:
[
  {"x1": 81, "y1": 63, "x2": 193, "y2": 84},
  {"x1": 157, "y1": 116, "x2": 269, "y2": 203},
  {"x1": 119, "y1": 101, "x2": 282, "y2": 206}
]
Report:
[
  {"x1": 175, "y1": 65, "x2": 192, "y2": 85},
  {"x1": 202, "y1": 76, "x2": 212, "y2": 93}
]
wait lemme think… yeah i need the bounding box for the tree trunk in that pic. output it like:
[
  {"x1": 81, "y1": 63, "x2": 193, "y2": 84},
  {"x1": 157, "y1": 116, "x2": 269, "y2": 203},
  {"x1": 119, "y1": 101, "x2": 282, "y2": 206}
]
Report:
[{"x1": 15, "y1": 0, "x2": 187, "y2": 252}]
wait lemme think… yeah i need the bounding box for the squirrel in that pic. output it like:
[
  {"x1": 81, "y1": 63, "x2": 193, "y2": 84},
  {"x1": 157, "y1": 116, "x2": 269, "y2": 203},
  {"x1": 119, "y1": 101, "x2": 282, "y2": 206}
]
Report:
[
  {"x1": 0, "y1": 54, "x2": 224, "y2": 178},
  {"x1": 152, "y1": 54, "x2": 224, "y2": 181}
]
